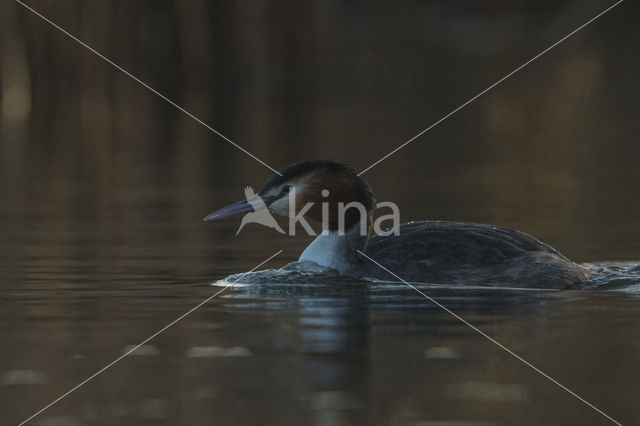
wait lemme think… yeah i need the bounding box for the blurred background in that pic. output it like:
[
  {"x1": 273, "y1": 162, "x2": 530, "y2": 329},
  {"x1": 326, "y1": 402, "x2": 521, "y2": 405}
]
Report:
[
  {"x1": 1, "y1": 0, "x2": 639, "y2": 263},
  {"x1": 1, "y1": 1, "x2": 639, "y2": 425}
]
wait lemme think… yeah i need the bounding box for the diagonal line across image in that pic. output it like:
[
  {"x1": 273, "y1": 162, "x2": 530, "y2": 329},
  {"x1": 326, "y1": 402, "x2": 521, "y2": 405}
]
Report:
[
  {"x1": 11, "y1": 1, "x2": 626, "y2": 425},
  {"x1": 17, "y1": 250, "x2": 284, "y2": 426},
  {"x1": 13, "y1": 0, "x2": 283, "y2": 176},
  {"x1": 357, "y1": 0, "x2": 624, "y2": 176},
  {"x1": 357, "y1": 250, "x2": 623, "y2": 426}
]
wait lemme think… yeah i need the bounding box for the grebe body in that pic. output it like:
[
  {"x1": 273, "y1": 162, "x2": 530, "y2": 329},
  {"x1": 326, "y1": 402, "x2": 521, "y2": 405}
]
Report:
[
  {"x1": 359, "y1": 221, "x2": 589, "y2": 287},
  {"x1": 204, "y1": 160, "x2": 592, "y2": 288}
]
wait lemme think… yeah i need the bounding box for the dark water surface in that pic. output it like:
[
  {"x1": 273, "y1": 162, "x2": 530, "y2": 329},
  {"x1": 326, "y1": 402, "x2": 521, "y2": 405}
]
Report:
[
  {"x1": 2, "y1": 1, "x2": 640, "y2": 425},
  {"x1": 0, "y1": 182, "x2": 639, "y2": 426}
]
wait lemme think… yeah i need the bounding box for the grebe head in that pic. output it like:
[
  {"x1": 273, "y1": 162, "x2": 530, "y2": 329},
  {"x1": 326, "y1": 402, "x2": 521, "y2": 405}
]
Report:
[{"x1": 204, "y1": 160, "x2": 375, "y2": 231}]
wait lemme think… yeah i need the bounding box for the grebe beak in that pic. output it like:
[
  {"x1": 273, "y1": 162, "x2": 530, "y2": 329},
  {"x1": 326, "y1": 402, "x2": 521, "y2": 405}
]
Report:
[
  {"x1": 203, "y1": 199, "x2": 254, "y2": 221},
  {"x1": 203, "y1": 194, "x2": 280, "y2": 221}
]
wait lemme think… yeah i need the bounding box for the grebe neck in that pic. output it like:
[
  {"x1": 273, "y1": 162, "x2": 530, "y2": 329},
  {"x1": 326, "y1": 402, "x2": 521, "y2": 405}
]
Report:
[{"x1": 298, "y1": 217, "x2": 370, "y2": 274}]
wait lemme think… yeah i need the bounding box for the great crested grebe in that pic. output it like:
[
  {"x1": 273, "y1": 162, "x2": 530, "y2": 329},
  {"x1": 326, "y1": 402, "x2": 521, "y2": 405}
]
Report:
[{"x1": 204, "y1": 160, "x2": 592, "y2": 288}]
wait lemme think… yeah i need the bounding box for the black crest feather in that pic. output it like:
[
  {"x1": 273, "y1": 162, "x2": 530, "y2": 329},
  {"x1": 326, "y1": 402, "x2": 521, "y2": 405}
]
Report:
[{"x1": 259, "y1": 160, "x2": 375, "y2": 212}]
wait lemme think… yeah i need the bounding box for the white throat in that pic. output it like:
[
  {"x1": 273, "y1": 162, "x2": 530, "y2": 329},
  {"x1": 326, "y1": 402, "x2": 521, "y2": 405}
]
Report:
[
  {"x1": 299, "y1": 230, "x2": 344, "y2": 271},
  {"x1": 298, "y1": 223, "x2": 368, "y2": 274}
]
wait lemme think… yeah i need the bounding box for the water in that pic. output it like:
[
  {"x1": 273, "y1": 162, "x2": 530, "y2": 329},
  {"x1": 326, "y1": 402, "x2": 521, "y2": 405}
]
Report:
[
  {"x1": 1, "y1": 203, "x2": 639, "y2": 425},
  {"x1": 2, "y1": 1, "x2": 640, "y2": 424},
  {"x1": 0, "y1": 173, "x2": 638, "y2": 426}
]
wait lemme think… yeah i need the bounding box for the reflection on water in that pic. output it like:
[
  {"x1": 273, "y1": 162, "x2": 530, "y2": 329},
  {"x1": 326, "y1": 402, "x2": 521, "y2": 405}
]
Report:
[
  {"x1": 2, "y1": 250, "x2": 639, "y2": 425},
  {"x1": 1, "y1": 0, "x2": 640, "y2": 425},
  {"x1": 0, "y1": 150, "x2": 639, "y2": 425}
]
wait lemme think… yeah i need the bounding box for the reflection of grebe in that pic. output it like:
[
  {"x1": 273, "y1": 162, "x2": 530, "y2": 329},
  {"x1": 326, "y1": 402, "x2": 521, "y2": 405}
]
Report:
[{"x1": 204, "y1": 160, "x2": 592, "y2": 288}]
